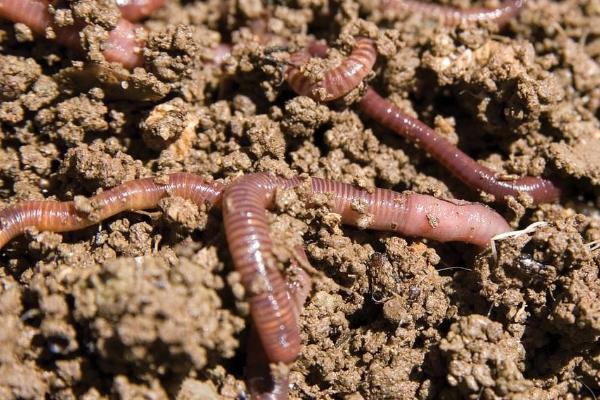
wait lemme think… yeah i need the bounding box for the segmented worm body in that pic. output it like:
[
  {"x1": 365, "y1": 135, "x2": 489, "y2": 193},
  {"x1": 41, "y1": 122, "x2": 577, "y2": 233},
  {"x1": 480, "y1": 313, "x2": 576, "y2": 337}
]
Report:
[
  {"x1": 285, "y1": 39, "x2": 559, "y2": 204},
  {"x1": 380, "y1": 0, "x2": 525, "y2": 27},
  {"x1": 246, "y1": 249, "x2": 312, "y2": 400},
  {"x1": 0, "y1": 0, "x2": 144, "y2": 68},
  {"x1": 0, "y1": 172, "x2": 510, "y2": 363},
  {"x1": 358, "y1": 88, "x2": 561, "y2": 203},
  {"x1": 0, "y1": 173, "x2": 224, "y2": 249},
  {"x1": 285, "y1": 37, "x2": 377, "y2": 102},
  {"x1": 115, "y1": 0, "x2": 165, "y2": 22}
]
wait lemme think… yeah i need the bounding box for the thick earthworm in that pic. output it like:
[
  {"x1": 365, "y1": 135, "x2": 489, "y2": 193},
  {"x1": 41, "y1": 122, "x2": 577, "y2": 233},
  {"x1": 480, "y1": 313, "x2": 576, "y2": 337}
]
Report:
[
  {"x1": 0, "y1": 0, "x2": 144, "y2": 68},
  {"x1": 115, "y1": 0, "x2": 165, "y2": 22},
  {"x1": 285, "y1": 37, "x2": 377, "y2": 102},
  {"x1": 246, "y1": 249, "x2": 312, "y2": 400},
  {"x1": 0, "y1": 173, "x2": 224, "y2": 249},
  {"x1": 222, "y1": 174, "x2": 303, "y2": 364},
  {"x1": 358, "y1": 88, "x2": 561, "y2": 204},
  {"x1": 379, "y1": 0, "x2": 525, "y2": 27}
]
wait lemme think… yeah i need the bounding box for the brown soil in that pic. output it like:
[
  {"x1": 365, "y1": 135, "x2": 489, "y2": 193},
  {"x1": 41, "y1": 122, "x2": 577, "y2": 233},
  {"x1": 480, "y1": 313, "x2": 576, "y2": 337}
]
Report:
[{"x1": 2, "y1": 0, "x2": 600, "y2": 398}]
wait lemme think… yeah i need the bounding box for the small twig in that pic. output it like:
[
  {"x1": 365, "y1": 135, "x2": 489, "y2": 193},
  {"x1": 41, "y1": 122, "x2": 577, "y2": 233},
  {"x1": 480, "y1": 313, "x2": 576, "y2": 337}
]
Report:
[{"x1": 489, "y1": 221, "x2": 549, "y2": 263}]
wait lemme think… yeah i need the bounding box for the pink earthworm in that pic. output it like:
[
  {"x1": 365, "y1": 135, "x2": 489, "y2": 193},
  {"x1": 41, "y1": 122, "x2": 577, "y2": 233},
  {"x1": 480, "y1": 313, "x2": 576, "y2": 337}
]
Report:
[
  {"x1": 379, "y1": 0, "x2": 525, "y2": 27},
  {"x1": 285, "y1": 39, "x2": 560, "y2": 204},
  {"x1": 246, "y1": 249, "x2": 312, "y2": 400},
  {"x1": 0, "y1": 173, "x2": 224, "y2": 249},
  {"x1": 0, "y1": 172, "x2": 509, "y2": 364},
  {"x1": 115, "y1": 0, "x2": 166, "y2": 22},
  {"x1": 285, "y1": 37, "x2": 377, "y2": 102},
  {"x1": 358, "y1": 88, "x2": 561, "y2": 204},
  {"x1": 221, "y1": 173, "x2": 509, "y2": 362},
  {"x1": 0, "y1": 0, "x2": 144, "y2": 68}
]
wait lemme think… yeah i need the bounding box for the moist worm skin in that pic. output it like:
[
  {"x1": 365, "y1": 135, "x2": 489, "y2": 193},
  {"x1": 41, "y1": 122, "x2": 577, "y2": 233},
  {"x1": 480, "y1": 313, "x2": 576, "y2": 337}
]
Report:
[
  {"x1": 379, "y1": 0, "x2": 525, "y2": 27},
  {"x1": 286, "y1": 37, "x2": 377, "y2": 102},
  {"x1": 358, "y1": 88, "x2": 561, "y2": 204},
  {"x1": 115, "y1": 0, "x2": 165, "y2": 22},
  {"x1": 246, "y1": 250, "x2": 312, "y2": 400},
  {"x1": 221, "y1": 173, "x2": 509, "y2": 363},
  {"x1": 0, "y1": 173, "x2": 224, "y2": 249},
  {"x1": 0, "y1": 0, "x2": 144, "y2": 68},
  {"x1": 222, "y1": 174, "x2": 303, "y2": 364},
  {"x1": 285, "y1": 41, "x2": 559, "y2": 204}
]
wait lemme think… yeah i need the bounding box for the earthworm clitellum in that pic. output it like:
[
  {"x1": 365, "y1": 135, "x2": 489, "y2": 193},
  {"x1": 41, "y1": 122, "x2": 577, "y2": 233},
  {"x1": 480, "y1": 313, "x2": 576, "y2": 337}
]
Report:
[
  {"x1": 0, "y1": 173, "x2": 510, "y2": 361},
  {"x1": 0, "y1": 0, "x2": 560, "y2": 398},
  {"x1": 284, "y1": 35, "x2": 561, "y2": 204}
]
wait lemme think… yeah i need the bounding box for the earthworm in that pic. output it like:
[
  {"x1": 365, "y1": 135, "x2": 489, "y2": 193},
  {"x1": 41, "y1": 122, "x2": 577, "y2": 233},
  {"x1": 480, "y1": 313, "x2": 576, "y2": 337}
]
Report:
[
  {"x1": 222, "y1": 173, "x2": 509, "y2": 362},
  {"x1": 246, "y1": 249, "x2": 312, "y2": 400},
  {"x1": 0, "y1": 173, "x2": 224, "y2": 249},
  {"x1": 285, "y1": 37, "x2": 377, "y2": 102},
  {"x1": 358, "y1": 88, "x2": 561, "y2": 204},
  {"x1": 0, "y1": 0, "x2": 144, "y2": 68},
  {"x1": 0, "y1": 172, "x2": 509, "y2": 365},
  {"x1": 379, "y1": 0, "x2": 525, "y2": 27},
  {"x1": 115, "y1": 0, "x2": 165, "y2": 22},
  {"x1": 285, "y1": 39, "x2": 559, "y2": 203}
]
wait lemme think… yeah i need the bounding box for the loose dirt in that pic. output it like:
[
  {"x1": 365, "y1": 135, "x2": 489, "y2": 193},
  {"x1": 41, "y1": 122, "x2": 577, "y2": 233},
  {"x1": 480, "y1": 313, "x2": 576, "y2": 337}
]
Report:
[{"x1": 2, "y1": 0, "x2": 600, "y2": 398}]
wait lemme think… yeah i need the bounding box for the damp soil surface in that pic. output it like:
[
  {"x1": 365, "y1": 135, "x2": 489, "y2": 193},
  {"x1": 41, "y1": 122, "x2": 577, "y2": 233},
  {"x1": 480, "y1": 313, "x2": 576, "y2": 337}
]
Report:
[{"x1": 2, "y1": 0, "x2": 600, "y2": 398}]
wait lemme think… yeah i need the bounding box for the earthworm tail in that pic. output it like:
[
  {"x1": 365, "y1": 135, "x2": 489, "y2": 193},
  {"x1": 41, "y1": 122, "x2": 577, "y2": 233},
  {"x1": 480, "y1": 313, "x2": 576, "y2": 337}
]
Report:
[
  {"x1": 0, "y1": 0, "x2": 144, "y2": 68},
  {"x1": 358, "y1": 88, "x2": 560, "y2": 204},
  {"x1": 380, "y1": 0, "x2": 525, "y2": 27},
  {"x1": 246, "y1": 248, "x2": 312, "y2": 400},
  {"x1": 0, "y1": 173, "x2": 224, "y2": 249},
  {"x1": 117, "y1": 0, "x2": 166, "y2": 22},
  {"x1": 286, "y1": 37, "x2": 377, "y2": 102}
]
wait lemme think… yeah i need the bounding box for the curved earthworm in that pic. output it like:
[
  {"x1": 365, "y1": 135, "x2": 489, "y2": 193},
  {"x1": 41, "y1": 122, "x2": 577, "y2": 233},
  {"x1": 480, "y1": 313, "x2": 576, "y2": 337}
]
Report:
[
  {"x1": 0, "y1": 0, "x2": 144, "y2": 68},
  {"x1": 285, "y1": 37, "x2": 377, "y2": 102},
  {"x1": 221, "y1": 173, "x2": 509, "y2": 362},
  {"x1": 358, "y1": 88, "x2": 561, "y2": 204},
  {"x1": 246, "y1": 249, "x2": 312, "y2": 400},
  {"x1": 115, "y1": 0, "x2": 166, "y2": 22},
  {"x1": 379, "y1": 0, "x2": 525, "y2": 27},
  {"x1": 284, "y1": 38, "x2": 558, "y2": 204}
]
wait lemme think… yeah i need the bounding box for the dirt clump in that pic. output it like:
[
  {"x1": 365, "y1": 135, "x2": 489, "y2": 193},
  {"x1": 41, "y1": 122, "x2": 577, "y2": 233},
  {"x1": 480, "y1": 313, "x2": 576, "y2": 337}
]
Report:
[{"x1": 2, "y1": 0, "x2": 600, "y2": 398}]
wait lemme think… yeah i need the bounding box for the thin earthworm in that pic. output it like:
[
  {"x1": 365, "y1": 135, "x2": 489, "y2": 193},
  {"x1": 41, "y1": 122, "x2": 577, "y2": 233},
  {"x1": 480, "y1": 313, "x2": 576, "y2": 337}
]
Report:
[
  {"x1": 0, "y1": 173, "x2": 224, "y2": 249},
  {"x1": 379, "y1": 0, "x2": 525, "y2": 27},
  {"x1": 285, "y1": 37, "x2": 377, "y2": 102},
  {"x1": 357, "y1": 88, "x2": 561, "y2": 204},
  {"x1": 246, "y1": 248, "x2": 312, "y2": 400},
  {"x1": 0, "y1": 0, "x2": 144, "y2": 68},
  {"x1": 115, "y1": 0, "x2": 166, "y2": 22},
  {"x1": 0, "y1": 172, "x2": 509, "y2": 364},
  {"x1": 284, "y1": 39, "x2": 559, "y2": 204}
]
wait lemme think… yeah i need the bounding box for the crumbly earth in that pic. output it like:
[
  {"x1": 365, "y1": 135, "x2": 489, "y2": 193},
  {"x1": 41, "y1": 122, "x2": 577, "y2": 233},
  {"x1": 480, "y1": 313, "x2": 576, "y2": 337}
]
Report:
[{"x1": 1, "y1": 0, "x2": 600, "y2": 398}]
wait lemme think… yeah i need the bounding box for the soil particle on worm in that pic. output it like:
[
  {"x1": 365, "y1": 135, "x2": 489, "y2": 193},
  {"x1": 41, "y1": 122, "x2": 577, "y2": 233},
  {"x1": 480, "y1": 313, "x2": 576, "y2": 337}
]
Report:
[{"x1": 2, "y1": 0, "x2": 600, "y2": 398}]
